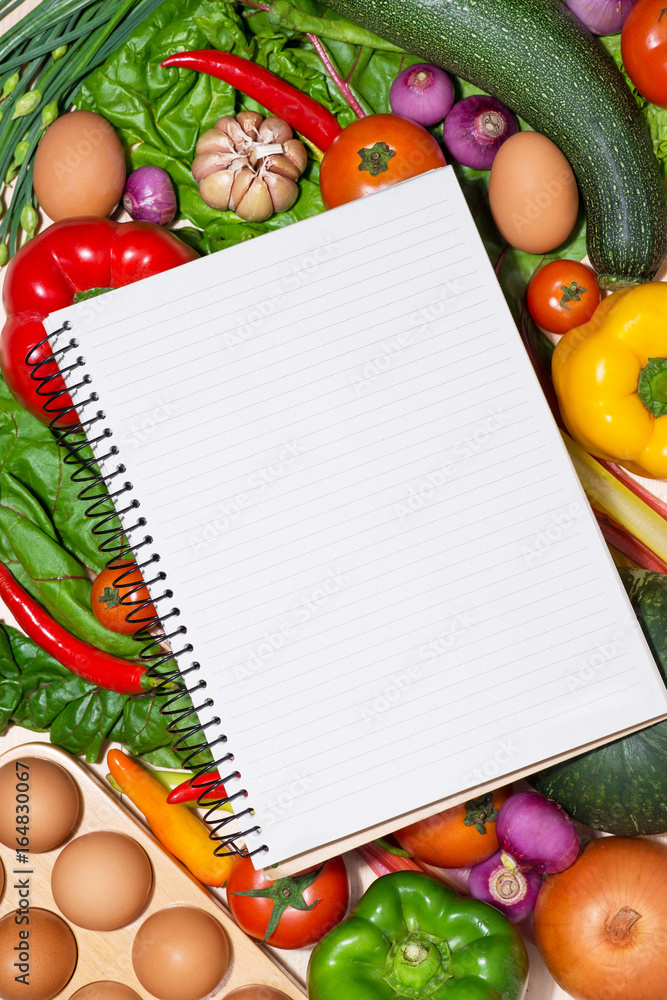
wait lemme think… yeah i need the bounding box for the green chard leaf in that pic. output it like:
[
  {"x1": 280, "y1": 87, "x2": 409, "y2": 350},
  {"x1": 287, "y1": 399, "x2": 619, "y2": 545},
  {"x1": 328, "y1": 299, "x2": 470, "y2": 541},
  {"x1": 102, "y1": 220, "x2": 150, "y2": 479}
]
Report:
[
  {"x1": 0, "y1": 378, "x2": 111, "y2": 573},
  {"x1": 0, "y1": 627, "x2": 22, "y2": 728},
  {"x1": 7, "y1": 2, "x2": 662, "y2": 770},
  {"x1": 0, "y1": 499, "x2": 142, "y2": 659},
  {"x1": 0, "y1": 377, "x2": 144, "y2": 657},
  {"x1": 0, "y1": 623, "x2": 209, "y2": 765},
  {"x1": 76, "y1": 0, "x2": 419, "y2": 252},
  {"x1": 78, "y1": 0, "x2": 239, "y2": 158},
  {"x1": 109, "y1": 690, "x2": 211, "y2": 769}
]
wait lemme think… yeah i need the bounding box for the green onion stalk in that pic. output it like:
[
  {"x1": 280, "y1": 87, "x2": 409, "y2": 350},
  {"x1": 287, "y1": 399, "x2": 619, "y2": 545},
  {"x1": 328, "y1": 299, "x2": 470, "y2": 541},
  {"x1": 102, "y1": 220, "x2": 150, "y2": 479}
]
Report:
[{"x1": 0, "y1": 0, "x2": 167, "y2": 261}]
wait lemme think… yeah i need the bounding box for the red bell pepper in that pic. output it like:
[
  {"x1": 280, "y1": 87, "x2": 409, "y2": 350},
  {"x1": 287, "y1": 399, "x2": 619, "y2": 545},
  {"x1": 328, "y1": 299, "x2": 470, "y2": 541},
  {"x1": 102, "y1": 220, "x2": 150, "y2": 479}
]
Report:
[{"x1": 0, "y1": 217, "x2": 198, "y2": 425}]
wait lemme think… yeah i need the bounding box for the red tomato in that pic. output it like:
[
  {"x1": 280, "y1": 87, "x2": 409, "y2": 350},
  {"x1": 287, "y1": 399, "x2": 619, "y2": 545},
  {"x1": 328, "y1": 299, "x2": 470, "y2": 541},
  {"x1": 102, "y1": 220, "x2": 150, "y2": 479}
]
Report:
[
  {"x1": 226, "y1": 855, "x2": 349, "y2": 949},
  {"x1": 526, "y1": 259, "x2": 600, "y2": 334},
  {"x1": 394, "y1": 786, "x2": 512, "y2": 868},
  {"x1": 90, "y1": 564, "x2": 157, "y2": 634},
  {"x1": 621, "y1": 0, "x2": 667, "y2": 107},
  {"x1": 319, "y1": 113, "x2": 446, "y2": 210}
]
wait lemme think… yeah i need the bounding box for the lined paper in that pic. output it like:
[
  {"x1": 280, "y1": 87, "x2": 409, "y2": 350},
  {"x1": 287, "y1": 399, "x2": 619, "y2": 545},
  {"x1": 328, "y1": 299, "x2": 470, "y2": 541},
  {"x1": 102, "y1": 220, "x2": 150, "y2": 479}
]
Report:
[{"x1": 46, "y1": 167, "x2": 667, "y2": 868}]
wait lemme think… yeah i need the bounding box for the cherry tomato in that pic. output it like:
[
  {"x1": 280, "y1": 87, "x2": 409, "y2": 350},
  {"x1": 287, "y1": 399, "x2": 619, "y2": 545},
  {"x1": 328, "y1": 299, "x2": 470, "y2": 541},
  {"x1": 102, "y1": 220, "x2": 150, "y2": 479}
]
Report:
[
  {"x1": 319, "y1": 113, "x2": 446, "y2": 210},
  {"x1": 394, "y1": 786, "x2": 512, "y2": 868},
  {"x1": 90, "y1": 563, "x2": 157, "y2": 634},
  {"x1": 621, "y1": 0, "x2": 667, "y2": 107},
  {"x1": 526, "y1": 259, "x2": 600, "y2": 334},
  {"x1": 226, "y1": 855, "x2": 349, "y2": 949}
]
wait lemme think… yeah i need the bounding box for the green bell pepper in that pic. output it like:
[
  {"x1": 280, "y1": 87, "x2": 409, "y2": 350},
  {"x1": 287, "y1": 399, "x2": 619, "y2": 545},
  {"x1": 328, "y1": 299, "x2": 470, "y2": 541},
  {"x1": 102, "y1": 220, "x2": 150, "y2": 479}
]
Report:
[{"x1": 307, "y1": 871, "x2": 529, "y2": 1000}]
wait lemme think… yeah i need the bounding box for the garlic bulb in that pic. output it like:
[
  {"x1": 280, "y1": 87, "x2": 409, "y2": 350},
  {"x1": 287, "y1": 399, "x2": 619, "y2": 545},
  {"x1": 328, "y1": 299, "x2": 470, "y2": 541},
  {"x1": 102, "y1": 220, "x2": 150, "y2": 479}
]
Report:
[{"x1": 192, "y1": 111, "x2": 307, "y2": 222}]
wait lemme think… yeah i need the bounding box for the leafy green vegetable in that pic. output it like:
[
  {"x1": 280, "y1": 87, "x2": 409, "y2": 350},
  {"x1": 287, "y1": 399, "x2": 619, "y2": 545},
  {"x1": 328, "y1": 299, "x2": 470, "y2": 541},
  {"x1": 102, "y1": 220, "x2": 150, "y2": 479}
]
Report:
[
  {"x1": 77, "y1": 0, "x2": 318, "y2": 238},
  {"x1": 0, "y1": 622, "x2": 209, "y2": 765},
  {"x1": 265, "y1": 1, "x2": 403, "y2": 50},
  {"x1": 0, "y1": 384, "x2": 207, "y2": 765},
  {"x1": 0, "y1": 379, "x2": 144, "y2": 657},
  {"x1": 0, "y1": 378, "x2": 105, "y2": 573},
  {"x1": 77, "y1": 0, "x2": 422, "y2": 246},
  {"x1": 4, "y1": 1, "x2": 667, "y2": 767},
  {"x1": 76, "y1": 0, "x2": 591, "y2": 321}
]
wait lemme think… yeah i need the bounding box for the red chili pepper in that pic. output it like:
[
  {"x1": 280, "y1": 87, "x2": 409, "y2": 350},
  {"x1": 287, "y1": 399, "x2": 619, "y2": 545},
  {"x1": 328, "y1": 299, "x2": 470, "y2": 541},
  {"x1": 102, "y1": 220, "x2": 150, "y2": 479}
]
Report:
[
  {"x1": 166, "y1": 769, "x2": 225, "y2": 804},
  {"x1": 0, "y1": 562, "x2": 157, "y2": 695},
  {"x1": 160, "y1": 50, "x2": 342, "y2": 152}
]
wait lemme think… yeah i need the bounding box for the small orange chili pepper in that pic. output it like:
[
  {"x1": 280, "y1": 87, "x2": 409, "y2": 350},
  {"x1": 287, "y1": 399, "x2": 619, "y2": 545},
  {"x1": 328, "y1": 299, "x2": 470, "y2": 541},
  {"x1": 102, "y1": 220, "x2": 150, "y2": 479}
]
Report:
[{"x1": 107, "y1": 749, "x2": 237, "y2": 887}]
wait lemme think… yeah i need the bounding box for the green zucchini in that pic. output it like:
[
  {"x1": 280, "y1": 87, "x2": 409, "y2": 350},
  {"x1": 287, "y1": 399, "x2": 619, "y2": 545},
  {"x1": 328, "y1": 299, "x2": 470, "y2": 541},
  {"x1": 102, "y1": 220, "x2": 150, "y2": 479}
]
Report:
[
  {"x1": 531, "y1": 568, "x2": 667, "y2": 836},
  {"x1": 325, "y1": 0, "x2": 667, "y2": 289}
]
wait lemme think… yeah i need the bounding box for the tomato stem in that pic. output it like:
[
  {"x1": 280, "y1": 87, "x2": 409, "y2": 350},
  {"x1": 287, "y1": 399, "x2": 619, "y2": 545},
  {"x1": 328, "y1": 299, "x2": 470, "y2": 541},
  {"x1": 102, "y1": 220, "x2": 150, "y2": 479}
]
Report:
[
  {"x1": 463, "y1": 792, "x2": 498, "y2": 835},
  {"x1": 229, "y1": 863, "x2": 325, "y2": 942}
]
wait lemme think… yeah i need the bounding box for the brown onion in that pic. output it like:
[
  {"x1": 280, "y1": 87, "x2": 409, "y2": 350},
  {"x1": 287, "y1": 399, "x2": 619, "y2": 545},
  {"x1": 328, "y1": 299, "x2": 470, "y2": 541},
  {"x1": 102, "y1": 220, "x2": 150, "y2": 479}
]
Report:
[{"x1": 535, "y1": 837, "x2": 667, "y2": 1000}]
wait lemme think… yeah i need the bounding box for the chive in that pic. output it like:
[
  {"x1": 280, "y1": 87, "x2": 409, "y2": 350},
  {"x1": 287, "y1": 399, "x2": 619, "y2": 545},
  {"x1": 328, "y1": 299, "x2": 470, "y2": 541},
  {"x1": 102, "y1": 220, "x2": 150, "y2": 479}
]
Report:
[
  {"x1": 0, "y1": 23, "x2": 64, "y2": 183},
  {"x1": 0, "y1": 0, "x2": 167, "y2": 260},
  {"x1": 0, "y1": 11, "x2": 113, "y2": 72}
]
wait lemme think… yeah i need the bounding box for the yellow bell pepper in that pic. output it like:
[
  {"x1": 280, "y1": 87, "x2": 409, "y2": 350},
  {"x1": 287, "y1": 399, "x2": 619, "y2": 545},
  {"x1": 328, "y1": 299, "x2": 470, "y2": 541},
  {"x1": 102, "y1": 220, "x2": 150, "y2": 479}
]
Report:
[
  {"x1": 107, "y1": 749, "x2": 237, "y2": 886},
  {"x1": 552, "y1": 282, "x2": 667, "y2": 479}
]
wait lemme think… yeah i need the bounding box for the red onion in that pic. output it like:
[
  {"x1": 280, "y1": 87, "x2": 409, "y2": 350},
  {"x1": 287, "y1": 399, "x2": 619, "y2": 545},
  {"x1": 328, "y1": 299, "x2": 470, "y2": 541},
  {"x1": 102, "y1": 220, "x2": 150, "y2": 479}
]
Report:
[
  {"x1": 468, "y1": 850, "x2": 542, "y2": 923},
  {"x1": 563, "y1": 0, "x2": 637, "y2": 35},
  {"x1": 496, "y1": 791, "x2": 580, "y2": 874},
  {"x1": 123, "y1": 165, "x2": 177, "y2": 226},
  {"x1": 442, "y1": 95, "x2": 517, "y2": 170},
  {"x1": 389, "y1": 63, "x2": 455, "y2": 127}
]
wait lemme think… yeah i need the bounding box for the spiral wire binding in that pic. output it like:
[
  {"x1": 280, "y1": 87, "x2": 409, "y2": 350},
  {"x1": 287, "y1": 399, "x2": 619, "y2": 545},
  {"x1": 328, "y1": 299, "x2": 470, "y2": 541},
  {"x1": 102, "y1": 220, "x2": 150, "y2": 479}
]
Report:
[{"x1": 27, "y1": 325, "x2": 267, "y2": 858}]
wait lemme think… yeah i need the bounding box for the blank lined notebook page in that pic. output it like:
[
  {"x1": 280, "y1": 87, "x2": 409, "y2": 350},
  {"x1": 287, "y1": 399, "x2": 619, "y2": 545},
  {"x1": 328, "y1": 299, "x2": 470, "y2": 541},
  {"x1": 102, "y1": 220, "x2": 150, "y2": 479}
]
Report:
[{"x1": 46, "y1": 166, "x2": 667, "y2": 868}]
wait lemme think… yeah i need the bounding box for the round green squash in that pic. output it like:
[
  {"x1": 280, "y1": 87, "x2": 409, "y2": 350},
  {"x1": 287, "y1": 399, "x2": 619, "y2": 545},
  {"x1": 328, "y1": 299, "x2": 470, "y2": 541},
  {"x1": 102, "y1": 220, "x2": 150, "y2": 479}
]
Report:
[{"x1": 530, "y1": 568, "x2": 667, "y2": 835}]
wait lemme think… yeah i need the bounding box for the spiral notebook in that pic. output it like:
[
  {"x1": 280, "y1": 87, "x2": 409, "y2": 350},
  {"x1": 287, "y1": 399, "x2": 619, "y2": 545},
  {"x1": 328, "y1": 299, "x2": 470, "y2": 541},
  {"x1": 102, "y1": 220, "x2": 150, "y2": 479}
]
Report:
[{"x1": 41, "y1": 166, "x2": 667, "y2": 874}]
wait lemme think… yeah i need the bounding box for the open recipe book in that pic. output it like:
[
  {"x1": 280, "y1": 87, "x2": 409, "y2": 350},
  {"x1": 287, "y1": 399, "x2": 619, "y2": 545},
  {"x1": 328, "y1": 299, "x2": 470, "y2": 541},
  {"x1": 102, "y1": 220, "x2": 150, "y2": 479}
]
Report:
[{"x1": 43, "y1": 166, "x2": 667, "y2": 875}]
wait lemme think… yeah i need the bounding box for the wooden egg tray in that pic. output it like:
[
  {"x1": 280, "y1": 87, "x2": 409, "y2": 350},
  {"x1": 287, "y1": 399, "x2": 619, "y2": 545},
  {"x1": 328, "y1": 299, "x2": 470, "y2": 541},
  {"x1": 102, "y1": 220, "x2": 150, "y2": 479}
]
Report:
[{"x1": 0, "y1": 743, "x2": 306, "y2": 1000}]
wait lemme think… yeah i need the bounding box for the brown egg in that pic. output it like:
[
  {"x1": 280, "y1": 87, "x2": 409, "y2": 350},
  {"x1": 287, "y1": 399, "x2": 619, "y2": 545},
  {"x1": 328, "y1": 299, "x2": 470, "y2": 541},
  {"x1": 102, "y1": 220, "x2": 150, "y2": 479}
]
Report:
[
  {"x1": 223, "y1": 989, "x2": 292, "y2": 1000},
  {"x1": 132, "y1": 906, "x2": 229, "y2": 1000},
  {"x1": 0, "y1": 908, "x2": 77, "y2": 1000},
  {"x1": 33, "y1": 109, "x2": 126, "y2": 221},
  {"x1": 51, "y1": 831, "x2": 152, "y2": 931},
  {"x1": 488, "y1": 130, "x2": 579, "y2": 254},
  {"x1": 0, "y1": 757, "x2": 80, "y2": 853},
  {"x1": 70, "y1": 983, "x2": 142, "y2": 1000}
]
